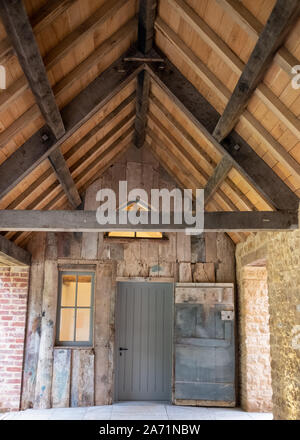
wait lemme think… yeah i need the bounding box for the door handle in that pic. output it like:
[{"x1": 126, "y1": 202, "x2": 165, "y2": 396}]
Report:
[{"x1": 119, "y1": 347, "x2": 128, "y2": 356}]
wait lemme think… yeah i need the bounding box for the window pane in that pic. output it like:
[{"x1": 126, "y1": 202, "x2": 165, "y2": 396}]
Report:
[
  {"x1": 136, "y1": 232, "x2": 163, "y2": 238},
  {"x1": 108, "y1": 231, "x2": 135, "y2": 238},
  {"x1": 61, "y1": 274, "x2": 76, "y2": 307},
  {"x1": 77, "y1": 275, "x2": 92, "y2": 307},
  {"x1": 59, "y1": 308, "x2": 75, "y2": 341},
  {"x1": 76, "y1": 309, "x2": 90, "y2": 341}
]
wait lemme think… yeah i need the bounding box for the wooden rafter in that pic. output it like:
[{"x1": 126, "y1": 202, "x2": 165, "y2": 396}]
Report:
[
  {"x1": 204, "y1": 156, "x2": 233, "y2": 205},
  {"x1": 0, "y1": 210, "x2": 297, "y2": 232},
  {"x1": 134, "y1": 70, "x2": 151, "y2": 148},
  {"x1": 0, "y1": 51, "x2": 143, "y2": 200},
  {"x1": 146, "y1": 122, "x2": 246, "y2": 213},
  {"x1": 0, "y1": 17, "x2": 138, "y2": 150},
  {"x1": 0, "y1": 0, "x2": 65, "y2": 139},
  {"x1": 215, "y1": 0, "x2": 300, "y2": 76},
  {"x1": 155, "y1": 17, "x2": 300, "y2": 180},
  {"x1": 0, "y1": 0, "x2": 77, "y2": 65},
  {"x1": 138, "y1": 0, "x2": 157, "y2": 54},
  {"x1": 145, "y1": 139, "x2": 247, "y2": 243},
  {"x1": 213, "y1": 0, "x2": 300, "y2": 142},
  {"x1": 48, "y1": 149, "x2": 81, "y2": 208},
  {"x1": 167, "y1": 0, "x2": 300, "y2": 140},
  {"x1": 149, "y1": 94, "x2": 258, "y2": 211},
  {"x1": 2, "y1": 94, "x2": 136, "y2": 215},
  {"x1": 0, "y1": 0, "x2": 83, "y2": 208},
  {"x1": 0, "y1": 234, "x2": 31, "y2": 266},
  {"x1": 0, "y1": 18, "x2": 138, "y2": 115},
  {"x1": 8, "y1": 140, "x2": 135, "y2": 248},
  {"x1": 146, "y1": 56, "x2": 299, "y2": 211}
]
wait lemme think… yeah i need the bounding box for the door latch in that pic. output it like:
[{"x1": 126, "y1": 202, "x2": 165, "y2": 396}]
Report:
[
  {"x1": 119, "y1": 347, "x2": 128, "y2": 356},
  {"x1": 221, "y1": 311, "x2": 234, "y2": 321}
]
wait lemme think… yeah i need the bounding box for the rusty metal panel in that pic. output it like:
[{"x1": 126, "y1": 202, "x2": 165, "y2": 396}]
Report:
[{"x1": 174, "y1": 284, "x2": 235, "y2": 405}]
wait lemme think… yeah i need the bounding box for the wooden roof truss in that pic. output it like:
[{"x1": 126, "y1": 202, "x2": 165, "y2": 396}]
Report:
[{"x1": 0, "y1": 0, "x2": 298, "y2": 253}]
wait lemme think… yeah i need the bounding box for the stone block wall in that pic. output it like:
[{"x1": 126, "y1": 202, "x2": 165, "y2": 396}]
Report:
[
  {"x1": 238, "y1": 266, "x2": 272, "y2": 412},
  {"x1": 236, "y1": 227, "x2": 300, "y2": 420},
  {"x1": 0, "y1": 267, "x2": 29, "y2": 412}
]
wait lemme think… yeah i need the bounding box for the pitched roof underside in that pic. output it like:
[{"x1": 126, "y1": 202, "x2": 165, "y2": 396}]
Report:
[{"x1": 0, "y1": 0, "x2": 299, "y2": 247}]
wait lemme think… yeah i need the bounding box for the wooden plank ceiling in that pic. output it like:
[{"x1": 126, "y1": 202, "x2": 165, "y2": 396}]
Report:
[{"x1": 0, "y1": 0, "x2": 299, "y2": 248}]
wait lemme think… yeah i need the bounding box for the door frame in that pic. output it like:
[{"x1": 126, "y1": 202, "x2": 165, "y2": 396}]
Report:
[{"x1": 113, "y1": 277, "x2": 175, "y2": 402}]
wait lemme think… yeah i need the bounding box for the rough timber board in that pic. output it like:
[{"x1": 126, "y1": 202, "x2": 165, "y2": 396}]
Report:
[
  {"x1": 52, "y1": 349, "x2": 71, "y2": 408},
  {"x1": 146, "y1": 56, "x2": 299, "y2": 211},
  {"x1": 0, "y1": 0, "x2": 65, "y2": 139},
  {"x1": 71, "y1": 349, "x2": 94, "y2": 407}
]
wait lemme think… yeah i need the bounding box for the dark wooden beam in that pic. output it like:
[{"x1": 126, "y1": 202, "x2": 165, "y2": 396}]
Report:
[
  {"x1": 213, "y1": 0, "x2": 300, "y2": 142},
  {"x1": 0, "y1": 0, "x2": 77, "y2": 65},
  {"x1": 146, "y1": 54, "x2": 299, "y2": 211},
  {"x1": 48, "y1": 149, "x2": 81, "y2": 208},
  {"x1": 134, "y1": 1, "x2": 157, "y2": 148},
  {"x1": 0, "y1": 234, "x2": 31, "y2": 266},
  {"x1": 0, "y1": 0, "x2": 65, "y2": 139},
  {"x1": 204, "y1": 156, "x2": 233, "y2": 204},
  {"x1": 134, "y1": 69, "x2": 150, "y2": 148},
  {"x1": 0, "y1": 210, "x2": 297, "y2": 232},
  {"x1": 138, "y1": 0, "x2": 157, "y2": 54},
  {"x1": 0, "y1": 49, "x2": 143, "y2": 200}
]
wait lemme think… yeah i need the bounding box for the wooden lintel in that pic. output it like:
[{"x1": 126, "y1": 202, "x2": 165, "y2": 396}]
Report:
[
  {"x1": 213, "y1": 0, "x2": 300, "y2": 142},
  {"x1": 0, "y1": 210, "x2": 297, "y2": 232},
  {"x1": 0, "y1": 0, "x2": 65, "y2": 139},
  {"x1": 0, "y1": 234, "x2": 31, "y2": 266}
]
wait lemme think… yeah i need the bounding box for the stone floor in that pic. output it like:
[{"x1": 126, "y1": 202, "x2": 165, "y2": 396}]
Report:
[{"x1": 0, "y1": 402, "x2": 273, "y2": 420}]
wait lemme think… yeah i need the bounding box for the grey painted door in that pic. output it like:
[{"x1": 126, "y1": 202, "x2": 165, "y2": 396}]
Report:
[
  {"x1": 115, "y1": 282, "x2": 173, "y2": 401},
  {"x1": 174, "y1": 286, "x2": 235, "y2": 405}
]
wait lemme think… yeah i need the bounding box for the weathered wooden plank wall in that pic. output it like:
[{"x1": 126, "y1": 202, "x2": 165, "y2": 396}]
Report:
[{"x1": 21, "y1": 145, "x2": 236, "y2": 409}]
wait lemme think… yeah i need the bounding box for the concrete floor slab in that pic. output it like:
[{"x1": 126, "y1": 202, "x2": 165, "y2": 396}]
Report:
[{"x1": 0, "y1": 402, "x2": 273, "y2": 420}]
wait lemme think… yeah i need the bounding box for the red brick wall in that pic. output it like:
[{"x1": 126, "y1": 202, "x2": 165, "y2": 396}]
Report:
[{"x1": 0, "y1": 267, "x2": 29, "y2": 412}]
